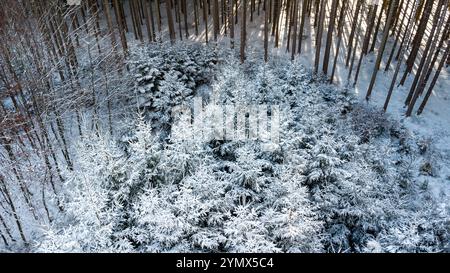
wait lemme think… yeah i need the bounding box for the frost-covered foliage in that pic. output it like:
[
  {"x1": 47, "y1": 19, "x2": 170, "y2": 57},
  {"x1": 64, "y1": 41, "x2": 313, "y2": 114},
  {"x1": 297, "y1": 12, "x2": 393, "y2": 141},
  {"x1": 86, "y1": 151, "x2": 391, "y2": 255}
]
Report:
[
  {"x1": 130, "y1": 42, "x2": 220, "y2": 131},
  {"x1": 38, "y1": 118, "x2": 321, "y2": 253},
  {"x1": 38, "y1": 43, "x2": 449, "y2": 253}
]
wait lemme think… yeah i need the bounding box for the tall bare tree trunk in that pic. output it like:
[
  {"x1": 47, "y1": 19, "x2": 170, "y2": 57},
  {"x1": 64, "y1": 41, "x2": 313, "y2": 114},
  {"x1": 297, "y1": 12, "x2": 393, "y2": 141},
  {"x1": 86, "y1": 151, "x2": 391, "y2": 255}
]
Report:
[
  {"x1": 405, "y1": 0, "x2": 445, "y2": 106},
  {"x1": 346, "y1": 0, "x2": 362, "y2": 67},
  {"x1": 142, "y1": 0, "x2": 154, "y2": 42},
  {"x1": 291, "y1": 0, "x2": 298, "y2": 60},
  {"x1": 241, "y1": 0, "x2": 247, "y2": 63},
  {"x1": 203, "y1": 0, "x2": 209, "y2": 43},
  {"x1": 103, "y1": 0, "x2": 118, "y2": 50},
  {"x1": 264, "y1": 0, "x2": 269, "y2": 61},
  {"x1": 213, "y1": 0, "x2": 220, "y2": 40},
  {"x1": 399, "y1": 0, "x2": 434, "y2": 85},
  {"x1": 322, "y1": 0, "x2": 338, "y2": 74},
  {"x1": 0, "y1": 175, "x2": 27, "y2": 243},
  {"x1": 182, "y1": 0, "x2": 189, "y2": 38},
  {"x1": 383, "y1": 0, "x2": 420, "y2": 111},
  {"x1": 229, "y1": 0, "x2": 235, "y2": 48},
  {"x1": 297, "y1": 0, "x2": 307, "y2": 54},
  {"x1": 384, "y1": 0, "x2": 411, "y2": 71},
  {"x1": 113, "y1": 0, "x2": 128, "y2": 54},
  {"x1": 314, "y1": 0, "x2": 326, "y2": 73},
  {"x1": 405, "y1": 0, "x2": 447, "y2": 116},
  {"x1": 417, "y1": 39, "x2": 450, "y2": 115},
  {"x1": 365, "y1": 0, "x2": 398, "y2": 100}
]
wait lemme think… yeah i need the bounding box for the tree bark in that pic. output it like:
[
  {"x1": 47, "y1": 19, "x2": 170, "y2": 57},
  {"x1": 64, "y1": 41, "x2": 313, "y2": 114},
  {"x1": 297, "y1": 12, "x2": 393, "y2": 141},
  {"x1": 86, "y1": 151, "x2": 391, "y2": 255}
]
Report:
[
  {"x1": 241, "y1": 0, "x2": 247, "y2": 63},
  {"x1": 322, "y1": 0, "x2": 338, "y2": 74},
  {"x1": 366, "y1": 0, "x2": 398, "y2": 100}
]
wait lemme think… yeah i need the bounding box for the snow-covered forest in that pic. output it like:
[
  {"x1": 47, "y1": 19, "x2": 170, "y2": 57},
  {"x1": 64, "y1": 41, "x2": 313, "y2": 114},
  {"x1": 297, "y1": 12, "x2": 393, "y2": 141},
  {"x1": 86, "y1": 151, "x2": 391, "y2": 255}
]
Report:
[{"x1": 0, "y1": 0, "x2": 449, "y2": 253}]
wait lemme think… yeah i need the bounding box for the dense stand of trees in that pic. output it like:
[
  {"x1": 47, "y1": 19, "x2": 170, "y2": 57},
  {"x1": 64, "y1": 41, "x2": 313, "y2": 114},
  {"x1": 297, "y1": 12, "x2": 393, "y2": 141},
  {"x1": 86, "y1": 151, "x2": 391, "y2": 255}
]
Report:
[
  {"x1": 0, "y1": 0, "x2": 449, "y2": 246},
  {"x1": 44, "y1": 0, "x2": 446, "y2": 117}
]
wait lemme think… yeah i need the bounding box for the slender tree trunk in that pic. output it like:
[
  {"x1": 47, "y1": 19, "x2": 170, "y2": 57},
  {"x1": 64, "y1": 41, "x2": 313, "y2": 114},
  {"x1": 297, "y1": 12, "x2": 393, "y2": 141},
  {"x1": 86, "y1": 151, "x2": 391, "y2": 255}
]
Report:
[
  {"x1": 156, "y1": 0, "x2": 162, "y2": 32},
  {"x1": 405, "y1": 0, "x2": 447, "y2": 116},
  {"x1": 322, "y1": 0, "x2": 338, "y2": 74},
  {"x1": 103, "y1": 0, "x2": 118, "y2": 50},
  {"x1": 405, "y1": 0, "x2": 445, "y2": 106},
  {"x1": 384, "y1": 0, "x2": 420, "y2": 111},
  {"x1": 143, "y1": 0, "x2": 154, "y2": 42},
  {"x1": 314, "y1": 0, "x2": 326, "y2": 73},
  {"x1": 203, "y1": 0, "x2": 209, "y2": 43},
  {"x1": 354, "y1": 3, "x2": 376, "y2": 85},
  {"x1": 330, "y1": 0, "x2": 347, "y2": 83},
  {"x1": 313, "y1": 0, "x2": 320, "y2": 27},
  {"x1": 0, "y1": 210, "x2": 15, "y2": 243},
  {"x1": 213, "y1": 0, "x2": 220, "y2": 40},
  {"x1": 113, "y1": 0, "x2": 128, "y2": 54},
  {"x1": 149, "y1": 0, "x2": 157, "y2": 40},
  {"x1": 194, "y1": 0, "x2": 200, "y2": 35},
  {"x1": 297, "y1": 0, "x2": 307, "y2": 54},
  {"x1": 0, "y1": 176, "x2": 27, "y2": 243},
  {"x1": 229, "y1": 0, "x2": 235, "y2": 48},
  {"x1": 264, "y1": 0, "x2": 269, "y2": 61},
  {"x1": 176, "y1": 0, "x2": 183, "y2": 40},
  {"x1": 241, "y1": 0, "x2": 247, "y2": 63},
  {"x1": 182, "y1": 0, "x2": 189, "y2": 38},
  {"x1": 399, "y1": 0, "x2": 434, "y2": 85},
  {"x1": 417, "y1": 39, "x2": 450, "y2": 115},
  {"x1": 369, "y1": 0, "x2": 385, "y2": 53},
  {"x1": 291, "y1": 0, "x2": 298, "y2": 60},
  {"x1": 286, "y1": 0, "x2": 294, "y2": 52},
  {"x1": 366, "y1": 0, "x2": 398, "y2": 100},
  {"x1": 346, "y1": 0, "x2": 363, "y2": 67},
  {"x1": 348, "y1": 2, "x2": 364, "y2": 83},
  {"x1": 166, "y1": 0, "x2": 176, "y2": 43},
  {"x1": 385, "y1": 0, "x2": 411, "y2": 71},
  {"x1": 418, "y1": 16, "x2": 450, "y2": 95},
  {"x1": 1, "y1": 140, "x2": 36, "y2": 220}
]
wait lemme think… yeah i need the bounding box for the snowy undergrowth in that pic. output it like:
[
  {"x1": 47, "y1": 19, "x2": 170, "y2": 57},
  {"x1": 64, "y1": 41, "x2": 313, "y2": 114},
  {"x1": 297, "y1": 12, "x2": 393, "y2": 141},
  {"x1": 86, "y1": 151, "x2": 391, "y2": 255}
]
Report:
[{"x1": 37, "y1": 42, "x2": 449, "y2": 253}]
